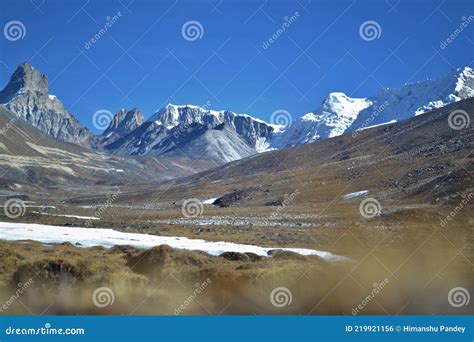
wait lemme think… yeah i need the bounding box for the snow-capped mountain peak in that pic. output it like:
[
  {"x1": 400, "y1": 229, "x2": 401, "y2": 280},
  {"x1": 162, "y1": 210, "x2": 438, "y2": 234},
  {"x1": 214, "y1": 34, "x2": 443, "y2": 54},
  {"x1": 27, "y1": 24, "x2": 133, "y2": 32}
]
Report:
[
  {"x1": 105, "y1": 103, "x2": 275, "y2": 165},
  {"x1": 321, "y1": 92, "x2": 372, "y2": 117},
  {"x1": 271, "y1": 92, "x2": 372, "y2": 147},
  {"x1": 150, "y1": 103, "x2": 225, "y2": 129},
  {"x1": 105, "y1": 66, "x2": 473, "y2": 162},
  {"x1": 348, "y1": 66, "x2": 474, "y2": 131},
  {"x1": 273, "y1": 67, "x2": 473, "y2": 148}
]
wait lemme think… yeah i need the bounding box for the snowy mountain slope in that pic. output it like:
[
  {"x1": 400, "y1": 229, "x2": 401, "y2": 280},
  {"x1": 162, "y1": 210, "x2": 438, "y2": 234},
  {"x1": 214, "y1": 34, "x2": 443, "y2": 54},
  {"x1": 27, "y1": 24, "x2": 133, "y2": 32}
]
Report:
[
  {"x1": 104, "y1": 67, "x2": 473, "y2": 164},
  {"x1": 105, "y1": 104, "x2": 275, "y2": 164},
  {"x1": 273, "y1": 67, "x2": 474, "y2": 147},
  {"x1": 152, "y1": 123, "x2": 257, "y2": 165},
  {"x1": 271, "y1": 92, "x2": 372, "y2": 148},
  {"x1": 348, "y1": 66, "x2": 474, "y2": 132}
]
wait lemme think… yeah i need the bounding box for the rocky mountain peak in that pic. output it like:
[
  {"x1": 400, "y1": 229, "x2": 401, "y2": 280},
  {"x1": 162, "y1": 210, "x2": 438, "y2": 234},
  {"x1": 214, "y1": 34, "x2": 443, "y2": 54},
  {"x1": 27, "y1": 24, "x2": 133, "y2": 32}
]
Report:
[
  {"x1": 103, "y1": 108, "x2": 145, "y2": 138},
  {"x1": 0, "y1": 62, "x2": 49, "y2": 103},
  {"x1": 105, "y1": 102, "x2": 277, "y2": 163},
  {"x1": 151, "y1": 104, "x2": 224, "y2": 129},
  {"x1": 0, "y1": 62, "x2": 94, "y2": 146}
]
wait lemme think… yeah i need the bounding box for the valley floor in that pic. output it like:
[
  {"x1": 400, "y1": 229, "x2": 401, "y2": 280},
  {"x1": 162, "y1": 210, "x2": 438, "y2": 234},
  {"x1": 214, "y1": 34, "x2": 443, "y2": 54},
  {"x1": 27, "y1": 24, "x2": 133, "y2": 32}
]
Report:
[
  {"x1": 0, "y1": 197, "x2": 471, "y2": 315},
  {"x1": 0, "y1": 99, "x2": 472, "y2": 315}
]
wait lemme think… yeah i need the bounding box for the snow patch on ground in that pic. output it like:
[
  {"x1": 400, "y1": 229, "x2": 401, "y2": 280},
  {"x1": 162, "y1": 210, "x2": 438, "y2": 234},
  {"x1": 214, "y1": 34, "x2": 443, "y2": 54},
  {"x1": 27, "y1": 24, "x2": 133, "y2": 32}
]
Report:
[
  {"x1": 203, "y1": 197, "x2": 218, "y2": 204},
  {"x1": 342, "y1": 190, "x2": 368, "y2": 200},
  {"x1": 0, "y1": 222, "x2": 344, "y2": 260},
  {"x1": 358, "y1": 120, "x2": 397, "y2": 131},
  {"x1": 31, "y1": 212, "x2": 100, "y2": 220}
]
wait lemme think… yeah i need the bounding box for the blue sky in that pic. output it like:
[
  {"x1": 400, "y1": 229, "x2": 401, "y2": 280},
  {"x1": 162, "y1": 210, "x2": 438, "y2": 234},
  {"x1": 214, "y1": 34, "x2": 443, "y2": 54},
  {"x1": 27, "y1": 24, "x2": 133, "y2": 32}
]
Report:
[{"x1": 1, "y1": 0, "x2": 473, "y2": 133}]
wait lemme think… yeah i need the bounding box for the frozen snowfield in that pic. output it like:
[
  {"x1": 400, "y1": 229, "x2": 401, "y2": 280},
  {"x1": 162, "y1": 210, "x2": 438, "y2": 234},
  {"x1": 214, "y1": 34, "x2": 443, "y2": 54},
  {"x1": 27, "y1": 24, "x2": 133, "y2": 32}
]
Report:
[{"x1": 0, "y1": 221, "x2": 344, "y2": 261}]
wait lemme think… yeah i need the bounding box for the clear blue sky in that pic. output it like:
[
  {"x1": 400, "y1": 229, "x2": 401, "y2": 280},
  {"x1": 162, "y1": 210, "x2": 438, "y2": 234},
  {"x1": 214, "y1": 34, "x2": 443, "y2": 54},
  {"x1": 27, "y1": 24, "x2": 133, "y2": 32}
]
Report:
[{"x1": 1, "y1": 0, "x2": 473, "y2": 133}]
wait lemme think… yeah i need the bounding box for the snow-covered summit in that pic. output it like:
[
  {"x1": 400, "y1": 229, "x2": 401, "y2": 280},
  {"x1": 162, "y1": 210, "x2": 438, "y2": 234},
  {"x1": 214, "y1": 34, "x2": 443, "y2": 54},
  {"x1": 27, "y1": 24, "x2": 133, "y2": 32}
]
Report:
[
  {"x1": 105, "y1": 103, "x2": 276, "y2": 164},
  {"x1": 348, "y1": 66, "x2": 474, "y2": 131},
  {"x1": 271, "y1": 92, "x2": 371, "y2": 147},
  {"x1": 151, "y1": 103, "x2": 225, "y2": 129},
  {"x1": 272, "y1": 67, "x2": 474, "y2": 148}
]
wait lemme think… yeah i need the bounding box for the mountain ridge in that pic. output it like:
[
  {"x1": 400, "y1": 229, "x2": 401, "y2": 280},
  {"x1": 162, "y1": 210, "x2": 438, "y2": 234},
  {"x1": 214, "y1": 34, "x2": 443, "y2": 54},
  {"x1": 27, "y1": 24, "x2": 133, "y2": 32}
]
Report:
[
  {"x1": 1, "y1": 63, "x2": 472, "y2": 167},
  {"x1": 103, "y1": 66, "x2": 473, "y2": 161}
]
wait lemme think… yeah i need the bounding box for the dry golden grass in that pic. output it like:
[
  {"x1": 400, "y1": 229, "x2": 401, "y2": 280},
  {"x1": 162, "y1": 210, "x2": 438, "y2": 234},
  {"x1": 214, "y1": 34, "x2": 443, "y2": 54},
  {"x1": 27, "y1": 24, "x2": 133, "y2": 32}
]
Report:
[{"x1": 0, "y1": 203, "x2": 471, "y2": 315}]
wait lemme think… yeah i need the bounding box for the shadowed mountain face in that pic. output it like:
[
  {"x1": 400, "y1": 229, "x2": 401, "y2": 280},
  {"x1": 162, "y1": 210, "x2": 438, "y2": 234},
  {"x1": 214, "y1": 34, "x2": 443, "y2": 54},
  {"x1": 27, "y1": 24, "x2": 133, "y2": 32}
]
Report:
[
  {"x1": 103, "y1": 108, "x2": 145, "y2": 138},
  {"x1": 101, "y1": 108, "x2": 145, "y2": 146},
  {"x1": 0, "y1": 63, "x2": 95, "y2": 147}
]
